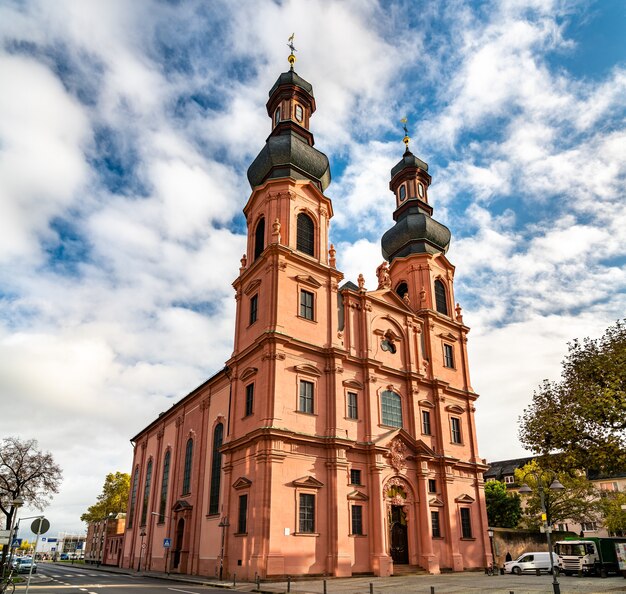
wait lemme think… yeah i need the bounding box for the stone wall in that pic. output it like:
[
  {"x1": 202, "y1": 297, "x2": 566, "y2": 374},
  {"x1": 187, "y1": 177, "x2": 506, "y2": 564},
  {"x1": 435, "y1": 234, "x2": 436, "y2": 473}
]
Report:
[{"x1": 490, "y1": 528, "x2": 577, "y2": 567}]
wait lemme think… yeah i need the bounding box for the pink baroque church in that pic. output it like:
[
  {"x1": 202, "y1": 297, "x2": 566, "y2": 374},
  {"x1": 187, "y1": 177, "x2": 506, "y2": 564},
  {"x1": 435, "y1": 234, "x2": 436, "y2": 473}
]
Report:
[{"x1": 122, "y1": 56, "x2": 492, "y2": 580}]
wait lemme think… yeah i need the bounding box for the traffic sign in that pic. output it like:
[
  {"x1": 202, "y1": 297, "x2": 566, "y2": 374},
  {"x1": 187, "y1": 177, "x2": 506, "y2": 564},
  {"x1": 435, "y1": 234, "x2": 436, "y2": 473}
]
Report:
[
  {"x1": 163, "y1": 538, "x2": 171, "y2": 548},
  {"x1": 31, "y1": 518, "x2": 50, "y2": 535},
  {"x1": 12, "y1": 538, "x2": 22, "y2": 548}
]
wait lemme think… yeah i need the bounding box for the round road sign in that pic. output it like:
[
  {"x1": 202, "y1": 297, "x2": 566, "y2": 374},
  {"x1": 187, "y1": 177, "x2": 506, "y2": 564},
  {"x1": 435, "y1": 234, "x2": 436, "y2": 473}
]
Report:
[{"x1": 31, "y1": 518, "x2": 50, "y2": 535}]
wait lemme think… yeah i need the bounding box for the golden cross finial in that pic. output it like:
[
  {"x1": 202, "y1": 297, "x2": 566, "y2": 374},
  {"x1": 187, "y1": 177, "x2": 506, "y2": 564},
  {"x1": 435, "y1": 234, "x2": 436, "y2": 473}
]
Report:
[
  {"x1": 400, "y1": 117, "x2": 410, "y2": 151},
  {"x1": 287, "y1": 33, "x2": 297, "y2": 69}
]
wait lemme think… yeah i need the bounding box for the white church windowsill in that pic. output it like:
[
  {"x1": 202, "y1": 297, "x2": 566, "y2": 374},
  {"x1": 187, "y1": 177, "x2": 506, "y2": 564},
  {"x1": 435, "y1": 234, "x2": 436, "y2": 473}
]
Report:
[
  {"x1": 293, "y1": 532, "x2": 320, "y2": 537},
  {"x1": 349, "y1": 534, "x2": 367, "y2": 538},
  {"x1": 295, "y1": 411, "x2": 317, "y2": 416}
]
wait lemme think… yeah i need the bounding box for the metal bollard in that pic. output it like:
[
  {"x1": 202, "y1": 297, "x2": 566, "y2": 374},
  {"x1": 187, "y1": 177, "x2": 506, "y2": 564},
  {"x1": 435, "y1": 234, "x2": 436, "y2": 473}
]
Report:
[
  {"x1": 287, "y1": 575, "x2": 291, "y2": 592},
  {"x1": 431, "y1": 587, "x2": 435, "y2": 594},
  {"x1": 369, "y1": 582, "x2": 373, "y2": 594},
  {"x1": 256, "y1": 575, "x2": 260, "y2": 590},
  {"x1": 323, "y1": 579, "x2": 327, "y2": 594},
  {"x1": 233, "y1": 573, "x2": 236, "y2": 587}
]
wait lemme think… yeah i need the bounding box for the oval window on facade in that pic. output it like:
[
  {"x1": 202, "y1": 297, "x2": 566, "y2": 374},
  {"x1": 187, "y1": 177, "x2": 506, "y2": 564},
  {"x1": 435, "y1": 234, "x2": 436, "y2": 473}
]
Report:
[
  {"x1": 295, "y1": 104, "x2": 303, "y2": 122},
  {"x1": 418, "y1": 183, "x2": 424, "y2": 198},
  {"x1": 399, "y1": 185, "x2": 406, "y2": 202},
  {"x1": 274, "y1": 107, "x2": 281, "y2": 127}
]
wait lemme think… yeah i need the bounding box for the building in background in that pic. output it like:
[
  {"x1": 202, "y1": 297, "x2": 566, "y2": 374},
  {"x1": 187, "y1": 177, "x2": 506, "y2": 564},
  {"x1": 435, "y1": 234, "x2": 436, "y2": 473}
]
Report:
[
  {"x1": 122, "y1": 58, "x2": 491, "y2": 579},
  {"x1": 85, "y1": 513, "x2": 125, "y2": 566}
]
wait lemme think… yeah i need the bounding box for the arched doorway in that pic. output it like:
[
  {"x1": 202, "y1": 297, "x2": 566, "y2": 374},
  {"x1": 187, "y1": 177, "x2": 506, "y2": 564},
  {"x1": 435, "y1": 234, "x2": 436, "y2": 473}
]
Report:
[
  {"x1": 173, "y1": 518, "x2": 184, "y2": 569},
  {"x1": 390, "y1": 505, "x2": 409, "y2": 564},
  {"x1": 384, "y1": 476, "x2": 415, "y2": 566}
]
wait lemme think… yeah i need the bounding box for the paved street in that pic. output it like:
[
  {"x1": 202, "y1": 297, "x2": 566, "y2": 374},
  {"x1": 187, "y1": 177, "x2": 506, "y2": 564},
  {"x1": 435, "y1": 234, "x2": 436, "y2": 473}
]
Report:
[{"x1": 13, "y1": 563, "x2": 626, "y2": 594}]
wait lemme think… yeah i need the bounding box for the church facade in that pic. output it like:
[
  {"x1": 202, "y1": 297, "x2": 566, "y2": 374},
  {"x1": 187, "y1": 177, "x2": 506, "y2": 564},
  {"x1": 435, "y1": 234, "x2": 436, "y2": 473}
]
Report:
[{"x1": 121, "y1": 60, "x2": 492, "y2": 579}]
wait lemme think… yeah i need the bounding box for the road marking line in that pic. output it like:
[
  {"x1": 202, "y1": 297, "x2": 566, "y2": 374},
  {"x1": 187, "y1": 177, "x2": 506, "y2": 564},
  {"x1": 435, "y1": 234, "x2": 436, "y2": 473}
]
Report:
[{"x1": 168, "y1": 588, "x2": 204, "y2": 594}]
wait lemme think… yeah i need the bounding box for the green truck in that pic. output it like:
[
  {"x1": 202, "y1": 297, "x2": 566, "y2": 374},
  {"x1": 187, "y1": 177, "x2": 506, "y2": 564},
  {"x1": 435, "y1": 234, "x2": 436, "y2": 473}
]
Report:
[{"x1": 555, "y1": 537, "x2": 626, "y2": 576}]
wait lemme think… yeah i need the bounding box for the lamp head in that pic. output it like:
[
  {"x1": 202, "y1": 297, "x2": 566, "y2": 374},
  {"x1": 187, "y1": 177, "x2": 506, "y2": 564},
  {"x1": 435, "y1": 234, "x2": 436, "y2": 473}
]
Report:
[
  {"x1": 549, "y1": 478, "x2": 565, "y2": 491},
  {"x1": 518, "y1": 483, "x2": 532, "y2": 494}
]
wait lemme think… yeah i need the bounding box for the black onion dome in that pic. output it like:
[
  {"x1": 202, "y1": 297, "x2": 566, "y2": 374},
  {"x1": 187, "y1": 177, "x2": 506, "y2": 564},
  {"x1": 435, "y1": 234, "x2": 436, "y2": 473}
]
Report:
[
  {"x1": 381, "y1": 207, "x2": 451, "y2": 260},
  {"x1": 268, "y1": 70, "x2": 313, "y2": 97},
  {"x1": 247, "y1": 130, "x2": 331, "y2": 190},
  {"x1": 390, "y1": 150, "x2": 429, "y2": 178}
]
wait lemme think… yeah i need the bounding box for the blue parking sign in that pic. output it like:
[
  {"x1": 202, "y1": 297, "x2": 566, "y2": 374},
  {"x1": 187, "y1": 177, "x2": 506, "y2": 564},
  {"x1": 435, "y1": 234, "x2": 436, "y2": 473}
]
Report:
[{"x1": 163, "y1": 538, "x2": 171, "y2": 548}]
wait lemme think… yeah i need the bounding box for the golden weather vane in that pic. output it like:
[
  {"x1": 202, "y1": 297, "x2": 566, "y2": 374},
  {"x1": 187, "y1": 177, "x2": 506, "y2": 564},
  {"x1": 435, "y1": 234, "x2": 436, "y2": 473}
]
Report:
[
  {"x1": 287, "y1": 33, "x2": 297, "y2": 69},
  {"x1": 400, "y1": 117, "x2": 410, "y2": 151}
]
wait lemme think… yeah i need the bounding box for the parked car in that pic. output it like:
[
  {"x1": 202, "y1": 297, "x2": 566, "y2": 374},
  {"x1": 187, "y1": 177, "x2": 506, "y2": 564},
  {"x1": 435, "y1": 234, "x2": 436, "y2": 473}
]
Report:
[
  {"x1": 504, "y1": 552, "x2": 557, "y2": 575},
  {"x1": 60, "y1": 553, "x2": 69, "y2": 560},
  {"x1": 12, "y1": 557, "x2": 37, "y2": 574}
]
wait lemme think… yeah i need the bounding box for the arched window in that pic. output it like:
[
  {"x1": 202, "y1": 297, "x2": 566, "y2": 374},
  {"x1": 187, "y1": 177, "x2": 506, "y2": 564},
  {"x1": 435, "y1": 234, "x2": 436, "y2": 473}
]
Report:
[
  {"x1": 395, "y1": 282, "x2": 408, "y2": 300},
  {"x1": 381, "y1": 390, "x2": 403, "y2": 428},
  {"x1": 434, "y1": 279, "x2": 448, "y2": 315},
  {"x1": 158, "y1": 450, "x2": 171, "y2": 522},
  {"x1": 296, "y1": 213, "x2": 315, "y2": 256},
  {"x1": 140, "y1": 459, "x2": 153, "y2": 526},
  {"x1": 182, "y1": 438, "x2": 193, "y2": 495},
  {"x1": 209, "y1": 423, "x2": 224, "y2": 515},
  {"x1": 128, "y1": 466, "x2": 139, "y2": 528},
  {"x1": 254, "y1": 217, "x2": 265, "y2": 261}
]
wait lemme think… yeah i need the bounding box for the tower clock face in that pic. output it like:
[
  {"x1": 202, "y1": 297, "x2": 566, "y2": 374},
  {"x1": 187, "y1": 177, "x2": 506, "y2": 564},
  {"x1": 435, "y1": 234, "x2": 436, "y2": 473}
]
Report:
[{"x1": 295, "y1": 105, "x2": 303, "y2": 122}]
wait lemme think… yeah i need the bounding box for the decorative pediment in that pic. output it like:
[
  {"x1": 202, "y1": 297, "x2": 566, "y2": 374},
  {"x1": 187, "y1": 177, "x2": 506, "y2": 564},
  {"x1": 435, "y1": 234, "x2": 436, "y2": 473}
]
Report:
[
  {"x1": 438, "y1": 332, "x2": 457, "y2": 342},
  {"x1": 232, "y1": 477, "x2": 252, "y2": 490},
  {"x1": 240, "y1": 367, "x2": 258, "y2": 381},
  {"x1": 293, "y1": 364, "x2": 322, "y2": 377},
  {"x1": 292, "y1": 476, "x2": 324, "y2": 489},
  {"x1": 347, "y1": 490, "x2": 369, "y2": 501},
  {"x1": 429, "y1": 497, "x2": 445, "y2": 507},
  {"x1": 455, "y1": 493, "x2": 475, "y2": 504},
  {"x1": 172, "y1": 500, "x2": 193, "y2": 512},
  {"x1": 445, "y1": 404, "x2": 465, "y2": 414},
  {"x1": 342, "y1": 379, "x2": 364, "y2": 389},
  {"x1": 244, "y1": 279, "x2": 262, "y2": 295},
  {"x1": 373, "y1": 327, "x2": 403, "y2": 342},
  {"x1": 295, "y1": 274, "x2": 322, "y2": 288},
  {"x1": 418, "y1": 399, "x2": 435, "y2": 409}
]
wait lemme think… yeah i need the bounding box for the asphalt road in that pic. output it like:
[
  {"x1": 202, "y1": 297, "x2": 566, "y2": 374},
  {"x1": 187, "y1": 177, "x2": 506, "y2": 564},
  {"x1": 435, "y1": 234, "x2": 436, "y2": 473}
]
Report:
[{"x1": 18, "y1": 564, "x2": 233, "y2": 594}]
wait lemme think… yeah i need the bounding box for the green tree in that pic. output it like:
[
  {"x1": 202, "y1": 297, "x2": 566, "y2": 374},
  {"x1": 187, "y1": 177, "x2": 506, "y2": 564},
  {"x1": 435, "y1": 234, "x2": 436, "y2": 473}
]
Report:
[
  {"x1": 81, "y1": 472, "x2": 130, "y2": 524},
  {"x1": 519, "y1": 320, "x2": 626, "y2": 474},
  {"x1": 598, "y1": 491, "x2": 626, "y2": 535},
  {"x1": 485, "y1": 480, "x2": 522, "y2": 528},
  {"x1": 514, "y1": 460, "x2": 600, "y2": 529}
]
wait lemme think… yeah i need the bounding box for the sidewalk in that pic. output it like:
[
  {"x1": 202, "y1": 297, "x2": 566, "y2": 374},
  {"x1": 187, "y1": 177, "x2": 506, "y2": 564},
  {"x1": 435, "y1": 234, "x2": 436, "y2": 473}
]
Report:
[{"x1": 49, "y1": 562, "x2": 626, "y2": 594}]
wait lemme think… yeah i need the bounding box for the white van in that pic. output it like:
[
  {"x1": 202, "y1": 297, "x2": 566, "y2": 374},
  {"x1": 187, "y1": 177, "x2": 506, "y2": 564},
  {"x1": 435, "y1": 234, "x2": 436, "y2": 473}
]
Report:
[{"x1": 504, "y1": 551, "x2": 558, "y2": 574}]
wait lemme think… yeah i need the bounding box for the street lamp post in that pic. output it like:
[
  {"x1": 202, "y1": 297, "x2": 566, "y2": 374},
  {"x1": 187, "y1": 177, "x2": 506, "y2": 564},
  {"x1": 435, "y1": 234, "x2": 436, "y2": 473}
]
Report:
[
  {"x1": 151, "y1": 512, "x2": 171, "y2": 575},
  {"x1": 4, "y1": 495, "x2": 24, "y2": 576},
  {"x1": 487, "y1": 527, "x2": 495, "y2": 573},
  {"x1": 218, "y1": 516, "x2": 229, "y2": 581},
  {"x1": 519, "y1": 471, "x2": 565, "y2": 594},
  {"x1": 137, "y1": 528, "x2": 147, "y2": 572}
]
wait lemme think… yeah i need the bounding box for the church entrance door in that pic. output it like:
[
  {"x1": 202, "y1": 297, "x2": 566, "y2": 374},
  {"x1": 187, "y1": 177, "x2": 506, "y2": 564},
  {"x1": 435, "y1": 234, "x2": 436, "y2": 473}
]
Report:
[
  {"x1": 390, "y1": 505, "x2": 409, "y2": 564},
  {"x1": 173, "y1": 518, "x2": 184, "y2": 569}
]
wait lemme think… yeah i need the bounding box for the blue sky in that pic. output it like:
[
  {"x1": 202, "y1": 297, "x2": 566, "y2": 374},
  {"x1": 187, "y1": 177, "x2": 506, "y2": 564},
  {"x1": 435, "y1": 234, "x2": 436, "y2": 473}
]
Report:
[{"x1": 1, "y1": 0, "x2": 625, "y2": 536}]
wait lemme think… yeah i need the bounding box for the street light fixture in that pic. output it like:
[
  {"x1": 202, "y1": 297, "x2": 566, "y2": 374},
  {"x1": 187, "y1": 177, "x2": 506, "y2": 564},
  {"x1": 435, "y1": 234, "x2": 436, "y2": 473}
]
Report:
[
  {"x1": 137, "y1": 528, "x2": 147, "y2": 572},
  {"x1": 487, "y1": 527, "x2": 495, "y2": 573},
  {"x1": 218, "y1": 516, "x2": 229, "y2": 581},
  {"x1": 518, "y1": 472, "x2": 565, "y2": 594},
  {"x1": 151, "y1": 512, "x2": 171, "y2": 575}
]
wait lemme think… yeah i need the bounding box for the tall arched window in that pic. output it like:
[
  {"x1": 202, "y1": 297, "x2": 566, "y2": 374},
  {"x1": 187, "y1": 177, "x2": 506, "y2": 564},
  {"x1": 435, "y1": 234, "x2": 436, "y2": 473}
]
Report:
[
  {"x1": 128, "y1": 466, "x2": 139, "y2": 528},
  {"x1": 434, "y1": 279, "x2": 448, "y2": 315},
  {"x1": 140, "y1": 459, "x2": 153, "y2": 526},
  {"x1": 296, "y1": 213, "x2": 315, "y2": 256},
  {"x1": 381, "y1": 390, "x2": 403, "y2": 428},
  {"x1": 158, "y1": 450, "x2": 171, "y2": 522},
  {"x1": 254, "y1": 217, "x2": 265, "y2": 261},
  {"x1": 182, "y1": 438, "x2": 193, "y2": 495},
  {"x1": 209, "y1": 423, "x2": 224, "y2": 515}
]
